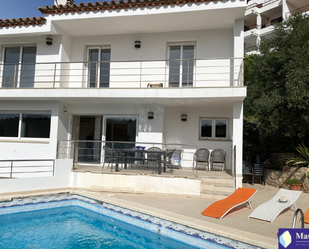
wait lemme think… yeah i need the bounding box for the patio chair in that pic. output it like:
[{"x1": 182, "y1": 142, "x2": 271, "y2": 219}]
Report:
[
  {"x1": 210, "y1": 149, "x2": 226, "y2": 171},
  {"x1": 248, "y1": 188, "x2": 302, "y2": 223},
  {"x1": 164, "y1": 149, "x2": 176, "y2": 174},
  {"x1": 102, "y1": 146, "x2": 115, "y2": 170},
  {"x1": 193, "y1": 148, "x2": 210, "y2": 171},
  {"x1": 248, "y1": 164, "x2": 265, "y2": 186},
  {"x1": 146, "y1": 147, "x2": 162, "y2": 173},
  {"x1": 202, "y1": 188, "x2": 258, "y2": 219}
]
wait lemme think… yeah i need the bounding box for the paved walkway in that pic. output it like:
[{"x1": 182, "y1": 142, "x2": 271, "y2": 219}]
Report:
[{"x1": 78, "y1": 184, "x2": 309, "y2": 249}]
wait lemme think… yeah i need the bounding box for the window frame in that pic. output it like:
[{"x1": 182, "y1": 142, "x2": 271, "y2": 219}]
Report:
[
  {"x1": 167, "y1": 42, "x2": 196, "y2": 88},
  {"x1": 199, "y1": 117, "x2": 229, "y2": 140},
  {"x1": 0, "y1": 111, "x2": 51, "y2": 141},
  {"x1": 86, "y1": 45, "x2": 111, "y2": 88},
  {"x1": 1, "y1": 45, "x2": 37, "y2": 88}
]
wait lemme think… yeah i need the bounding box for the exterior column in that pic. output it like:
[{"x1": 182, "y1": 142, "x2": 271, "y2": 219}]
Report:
[
  {"x1": 233, "y1": 19, "x2": 244, "y2": 86},
  {"x1": 232, "y1": 101, "x2": 244, "y2": 189},
  {"x1": 256, "y1": 13, "x2": 261, "y2": 51},
  {"x1": 282, "y1": 0, "x2": 288, "y2": 20}
]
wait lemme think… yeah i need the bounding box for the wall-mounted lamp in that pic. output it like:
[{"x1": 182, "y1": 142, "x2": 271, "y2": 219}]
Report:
[
  {"x1": 63, "y1": 106, "x2": 67, "y2": 113},
  {"x1": 181, "y1": 114, "x2": 187, "y2": 122},
  {"x1": 46, "y1": 37, "x2": 53, "y2": 46},
  {"x1": 148, "y1": 112, "x2": 154, "y2": 119},
  {"x1": 135, "y1": 40, "x2": 141, "y2": 49}
]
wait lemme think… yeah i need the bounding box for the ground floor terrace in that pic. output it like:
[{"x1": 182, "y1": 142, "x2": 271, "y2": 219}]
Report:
[
  {"x1": 0, "y1": 91, "x2": 245, "y2": 192},
  {"x1": 0, "y1": 183, "x2": 308, "y2": 249}
]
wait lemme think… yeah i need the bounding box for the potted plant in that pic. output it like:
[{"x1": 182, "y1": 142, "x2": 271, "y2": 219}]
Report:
[{"x1": 285, "y1": 178, "x2": 302, "y2": 191}]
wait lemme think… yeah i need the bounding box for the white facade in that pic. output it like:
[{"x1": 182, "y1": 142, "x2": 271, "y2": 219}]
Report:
[
  {"x1": 0, "y1": 0, "x2": 246, "y2": 193},
  {"x1": 245, "y1": 0, "x2": 309, "y2": 54}
]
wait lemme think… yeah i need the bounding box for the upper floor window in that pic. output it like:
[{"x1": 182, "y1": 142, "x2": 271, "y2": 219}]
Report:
[
  {"x1": 168, "y1": 43, "x2": 195, "y2": 87},
  {"x1": 1, "y1": 46, "x2": 36, "y2": 88},
  {"x1": 200, "y1": 118, "x2": 228, "y2": 140},
  {"x1": 0, "y1": 112, "x2": 51, "y2": 139},
  {"x1": 87, "y1": 46, "x2": 111, "y2": 88}
]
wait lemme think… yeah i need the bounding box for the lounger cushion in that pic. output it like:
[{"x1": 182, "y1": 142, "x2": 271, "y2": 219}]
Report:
[{"x1": 202, "y1": 188, "x2": 257, "y2": 219}]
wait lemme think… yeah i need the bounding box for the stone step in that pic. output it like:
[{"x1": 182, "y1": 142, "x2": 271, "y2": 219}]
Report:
[
  {"x1": 201, "y1": 176, "x2": 234, "y2": 185},
  {"x1": 200, "y1": 191, "x2": 230, "y2": 200},
  {"x1": 200, "y1": 184, "x2": 234, "y2": 194}
]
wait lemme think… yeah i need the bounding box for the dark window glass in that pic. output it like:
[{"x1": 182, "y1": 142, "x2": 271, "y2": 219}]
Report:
[
  {"x1": 100, "y1": 49, "x2": 110, "y2": 88},
  {"x1": 169, "y1": 46, "x2": 181, "y2": 87},
  {"x1": 182, "y1": 45, "x2": 194, "y2": 87},
  {"x1": 88, "y1": 49, "x2": 99, "y2": 88},
  {"x1": 0, "y1": 114, "x2": 19, "y2": 137},
  {"x1": 20, "y1": 47, "x2": 36, "y2": 88},
  {"x1": 21, "y1": 114, "x2": 51, "y2": 138},
  {"x1": 3, "y1": 47, "x2": 20, "y2": 88},
  {"x1": 215, "y1": 120, "x2": 227, "y2": 138},
  {"x1": 201, "y1": 120, "x2": 212, "y2": 137}
]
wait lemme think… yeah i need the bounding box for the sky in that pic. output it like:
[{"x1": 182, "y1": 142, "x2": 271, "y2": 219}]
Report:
[{"x1": 0, "y1": 0, "x2": 87, "y2": 20}]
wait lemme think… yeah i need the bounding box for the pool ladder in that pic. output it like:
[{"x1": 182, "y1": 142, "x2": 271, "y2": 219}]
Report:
[{"x1": 292, "y1": 209, "x2": 304, "y2": 228}]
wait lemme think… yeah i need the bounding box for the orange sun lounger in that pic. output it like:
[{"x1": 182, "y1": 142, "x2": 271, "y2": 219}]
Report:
[
  {"x1": 304, "y1": 209, "x2": 309, "y2": 224},
  {"x1": 201, "y1": 188, "x2": 258, "y2": 219}
]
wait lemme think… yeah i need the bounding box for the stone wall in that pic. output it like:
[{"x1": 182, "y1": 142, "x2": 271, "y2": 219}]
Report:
[{"x1": 265, "y1": 166, "x2": 309, "y2": 193}]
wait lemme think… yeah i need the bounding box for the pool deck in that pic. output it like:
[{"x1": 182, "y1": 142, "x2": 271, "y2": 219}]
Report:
[{"x1": 1, "y1": 184, "x2": 308, "y2": 248}]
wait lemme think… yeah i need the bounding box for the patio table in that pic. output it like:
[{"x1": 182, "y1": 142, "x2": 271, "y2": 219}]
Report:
[{"x1": 114, "y1": 149, "x2": 166, "y2": 174}]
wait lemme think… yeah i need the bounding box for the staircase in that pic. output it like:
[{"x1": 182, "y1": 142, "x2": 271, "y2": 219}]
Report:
[{"x1": 200, "y1": 174, "x2": 235, "y2": 200}]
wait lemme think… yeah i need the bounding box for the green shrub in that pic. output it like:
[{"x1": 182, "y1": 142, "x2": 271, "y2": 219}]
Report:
[{"x1": 285, "y1": 179, "x2": 302, "y2": 185}]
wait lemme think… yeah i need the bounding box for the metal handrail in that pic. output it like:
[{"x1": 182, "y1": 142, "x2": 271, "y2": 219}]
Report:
[
  {"x1": 292, "y1": 209, "x2": 304, "y2": 228},
  {"x1": 0, "y1": 159, "x2": 55, "y2": 179},
  {"x1": 0, "y1": 57, "x2": 244, "y2": 66},
  {"x1": 0, "y1": 57, "x2": 244, "y2": 88}
]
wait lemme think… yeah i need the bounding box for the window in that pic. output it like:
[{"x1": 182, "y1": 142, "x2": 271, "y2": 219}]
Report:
[
  {"x1": 87, "y1": 47, "x2": 111, "y2": 88},
  {"x1": 2, "y1": 46, "x2": 36, "y2": 88},
  {"x1": 168, "y1": 44, "x2": 195, "y2": 87},
  {"x1": 0, "y1": 112, "x2": 51, "y2": 139},
  {"x1": 200, "y1": 118, "x2": 228, "y2": 139}
]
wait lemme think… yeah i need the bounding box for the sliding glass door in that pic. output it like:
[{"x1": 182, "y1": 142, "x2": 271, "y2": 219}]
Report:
[{"x1": 2, "y1": 46, "x2": 36, "y2": 88}]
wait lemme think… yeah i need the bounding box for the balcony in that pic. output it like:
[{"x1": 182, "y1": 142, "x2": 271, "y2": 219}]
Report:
[
  {"x1": 286, "y1": 4, "x2": 309, "y2": 19},
  {"x1": 0, "y1": 58, "x2": 243, "y2": 89}
]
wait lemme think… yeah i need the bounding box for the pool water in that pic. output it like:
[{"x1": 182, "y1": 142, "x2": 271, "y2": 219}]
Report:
[{"x1": 0, "y1": 206, "x2": 198, "y2": 249}]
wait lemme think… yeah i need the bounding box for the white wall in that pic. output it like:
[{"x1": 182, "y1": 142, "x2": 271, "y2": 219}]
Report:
[
  {"x1": 74, "y1": 172, "x2": 201, "y2": 196},
  {"x1": 0, "y1": 159, "x2": 73, "y2": 194},
  {"x1": 0, "y1": 101, "x2": 60, "y2": 160},
  {"x1": 163, "y1": 106, "x2": 233, "y2": 169}
]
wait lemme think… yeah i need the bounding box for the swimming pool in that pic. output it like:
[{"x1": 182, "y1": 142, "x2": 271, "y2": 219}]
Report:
[{"x1": 0, "y1": 194, "x2": 260, "y2": 249}]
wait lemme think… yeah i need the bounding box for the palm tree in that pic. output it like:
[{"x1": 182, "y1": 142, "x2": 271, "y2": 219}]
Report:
[{"x1": 286, "y1": 144, "x2": 309, "y2": 181}]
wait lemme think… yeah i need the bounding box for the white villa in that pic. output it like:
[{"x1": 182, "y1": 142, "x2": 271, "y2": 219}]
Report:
[
  {"x1": 245, "y1": 0, "x2": 309, "y2": 54},
  {"x1": 0, "y1": 0, "x2": 246, "y2": 198}
]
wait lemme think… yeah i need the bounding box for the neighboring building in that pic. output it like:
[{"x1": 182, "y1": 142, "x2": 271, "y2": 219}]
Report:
[
  {"x1": 0, "y1": 0, "x2": 246, "y2": 194},
  {"x1": 245, "y1": 0, "x2": 309, "y2": 54}
]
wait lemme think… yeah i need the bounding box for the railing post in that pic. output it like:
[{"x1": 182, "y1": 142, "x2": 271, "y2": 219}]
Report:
[
  {"x1": 13, "y1": 64, "x2": 18, "y2": 88},
  {"x1": 140, "y1": 61, "x2": 142, "y2": 88},
  {"x1": 10, "y1": 161, "x2": 13, "y2": 178},
  {"x1": 53, "y1": 63, "x2": 57, "y2": 88}
]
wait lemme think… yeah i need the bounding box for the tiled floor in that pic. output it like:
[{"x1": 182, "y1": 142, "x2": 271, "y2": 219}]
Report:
[
  {"x1": 73, "y1": 164, "x2": 233, "y2": 179},
  {"x1": 77, "y1": 183, "x2": 309, "y2": 249}
]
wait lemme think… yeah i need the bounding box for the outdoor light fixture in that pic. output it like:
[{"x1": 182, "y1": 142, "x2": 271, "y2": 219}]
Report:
[
  {"x1": 135, "y1": 40, "x2": 141, "y2": 49},
  {"x1": 148, "y1": 112, "x2": 154, "y2": 119},
  {"x1": 63, "y1": 106, "x2": 67, "y2": 113},
  {"x1": 181, "y1": 114, "x2": 187, "y2": 121},
  {"x1": 46, "y1": 37, "x2": 53, "y2": 46}
]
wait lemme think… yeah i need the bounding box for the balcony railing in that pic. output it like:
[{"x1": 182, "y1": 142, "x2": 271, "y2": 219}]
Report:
[
  {"x1": 286, "y1": 5, "x2": 309, "y2": 19},
  {"x1": 57, "y1": 140, "x2": 198, "y2": 172},
  {"x1": 0, "y1": 58, "x2": 244, "y2": 89}
]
